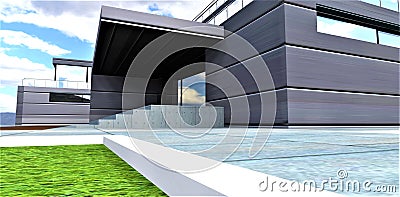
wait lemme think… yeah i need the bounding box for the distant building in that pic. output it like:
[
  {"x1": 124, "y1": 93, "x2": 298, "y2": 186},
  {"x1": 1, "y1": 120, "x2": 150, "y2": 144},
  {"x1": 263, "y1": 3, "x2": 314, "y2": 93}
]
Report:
[{"x1": 15, "y1": 58, "x2": 92, "y2": 125}]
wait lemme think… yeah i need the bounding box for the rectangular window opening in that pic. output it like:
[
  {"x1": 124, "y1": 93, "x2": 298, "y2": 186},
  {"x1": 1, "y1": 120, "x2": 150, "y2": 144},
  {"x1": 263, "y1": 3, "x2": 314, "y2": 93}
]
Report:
[
  {"x1": 177, "y1": 72, "x2": 205, "y2": 106},
  {"x1": 317, "y1": 16, "x2": 377, "y2": 43},
  {"x1": 49, "y1": 93, "x2": 91, "y2": 103},
  {"x1": 378, "y1": 31, "x2": 400, "y2": 48},
  {"x1": 316, "y1": 5, "x2": 399, "y2": 48}
]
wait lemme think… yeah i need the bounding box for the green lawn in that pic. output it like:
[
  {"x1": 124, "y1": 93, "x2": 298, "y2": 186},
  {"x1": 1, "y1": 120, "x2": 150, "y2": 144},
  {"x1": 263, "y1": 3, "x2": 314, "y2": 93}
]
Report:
[{"x1": 0, "y1": 144, "x2": 167, "y2": 196}]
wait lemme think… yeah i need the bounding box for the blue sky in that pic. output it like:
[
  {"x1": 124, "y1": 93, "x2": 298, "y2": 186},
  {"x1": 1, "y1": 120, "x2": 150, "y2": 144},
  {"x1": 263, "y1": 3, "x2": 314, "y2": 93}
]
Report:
[
  {"x1": 1, "y1": 0, "x2": 398, "y2": 112},
  {"x1": 0, "y1": 0, "x2": 211, "y2": 112}
]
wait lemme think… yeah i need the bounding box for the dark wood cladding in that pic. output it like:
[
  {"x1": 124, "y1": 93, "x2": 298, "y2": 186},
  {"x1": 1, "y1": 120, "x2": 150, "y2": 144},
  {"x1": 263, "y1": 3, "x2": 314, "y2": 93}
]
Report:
[
  {"x1": 209, "y1": 89, "x2": 286, "y2": 125},
  {"x1": 90, "y1": 75, "x2": 124, "y2": 121},
  {"x1": 221, "y1": 0, "x2": 282, "y2": 33},
  {"x1": 206, "y1": 5, "x2": 286, "y2": 71},
  {"x1": 206, "y1": 46, "x2": 286, "y2": 101},
  {"x1": 206, "y1": 0, "x2": 399, "y2": 126},
  {"x1": 287, "y1": 89, "x2": 399, "y2": 125},
  {"x1": 286, "y1": 46, "x2": 400, "y2": 95}
]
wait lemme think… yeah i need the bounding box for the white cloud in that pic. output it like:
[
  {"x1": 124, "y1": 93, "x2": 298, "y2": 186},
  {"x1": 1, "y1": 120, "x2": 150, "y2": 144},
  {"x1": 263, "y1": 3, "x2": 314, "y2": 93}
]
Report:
[
  {"x1": 0, "y1": 52, "x2": 54, "y2": 113},
  {"x1": 0, "y1": 1, "x2": 99, "y2": 43},
  {"x1": 0, "y1": 52, "x2": 53, "y2": 87},
  {"x1": 0, "y1": 30, "x2": 71, "y2": 56},
  {"x1": 0, "y1": 0, "x2": 213, "y2": 44},
  {"x1": 0, "y1": 47, "x2": 10, "y2": 53},
  {"x1": 0, "y1": 51, "x2": 91, "y2": 89},
  {"x1": 0, "y1": 92, "x2": 16, "y2": 112},
  {"x1": 179, "y1": 87, "x2": 205, "y2": 104}
]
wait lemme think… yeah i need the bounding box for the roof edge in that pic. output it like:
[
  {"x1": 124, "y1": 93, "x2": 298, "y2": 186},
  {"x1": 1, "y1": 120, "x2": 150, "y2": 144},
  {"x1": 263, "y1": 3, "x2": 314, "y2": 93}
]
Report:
[
  {"x1": 100, "y1": 6, "x2": 224, "y2": 38},
  {"x1": 52, "y1": 58, "x2": 93, "y2": 68}
]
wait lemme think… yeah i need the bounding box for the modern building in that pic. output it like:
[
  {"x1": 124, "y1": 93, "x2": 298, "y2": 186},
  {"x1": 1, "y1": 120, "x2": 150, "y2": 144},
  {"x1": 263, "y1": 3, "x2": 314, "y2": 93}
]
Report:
[
  {"x1": 17, "y1": 1, "x2": 398, "y2": 127},
  {"x1": 89, "y1": 0, "x2": 399, "y2": 127},
  {"x1": 15, "y1": 58, "x2": 92, "y2": 125},
  {"x1": 89, "y1": 5, "x2": 225, "y2": 122},
  {"x1": 201, "y1": 0, "x2": 400, "y2": 126}
]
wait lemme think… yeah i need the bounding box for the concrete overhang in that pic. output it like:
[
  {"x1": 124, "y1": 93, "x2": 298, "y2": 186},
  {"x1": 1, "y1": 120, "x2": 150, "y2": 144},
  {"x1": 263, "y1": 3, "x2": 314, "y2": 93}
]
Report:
[
  {"x1": 52, "y1": 58, "x2": 93, "y2": 68},
  {"x1": 92, "y1": 6, "x2": 224, "y2": 77},
  {"x1": 52, "y1": 58, "x2": 93, "y2": 82},
  {"x1": 100, "y1": 6, "x2": 224, "y2": 38}
]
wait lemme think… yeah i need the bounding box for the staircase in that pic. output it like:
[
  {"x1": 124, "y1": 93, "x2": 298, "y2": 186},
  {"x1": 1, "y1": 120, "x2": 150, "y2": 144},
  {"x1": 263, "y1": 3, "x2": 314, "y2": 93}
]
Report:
[{"x1": 95, "y1": 105, "x2": 224, "y2": 130}]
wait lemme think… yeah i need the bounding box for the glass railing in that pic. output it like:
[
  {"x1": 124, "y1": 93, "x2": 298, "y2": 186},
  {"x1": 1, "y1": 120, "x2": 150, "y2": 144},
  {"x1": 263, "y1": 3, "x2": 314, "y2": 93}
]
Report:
[
  {"x1": 361, "y1": 0, "x2": 399, "y2": 12},
  {"x1": 22, "y1": 78, "x2": 90, "y2": 89},
  {"x1": 193, "y1": 0, "x2": 254, "y2": 25}
]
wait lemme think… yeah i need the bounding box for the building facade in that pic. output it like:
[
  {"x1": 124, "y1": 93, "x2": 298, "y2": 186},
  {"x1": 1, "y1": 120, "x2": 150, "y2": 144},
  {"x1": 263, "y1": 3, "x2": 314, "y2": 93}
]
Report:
[
  {"x1": 90, "y1": 0, "x2": 399, "y2": 126},
  {"x1": 16, "y1": 58, "x2": 92, "y2": 125},
  {"x1": 203, "y1": 0, "x2": 399, "y2": 126}
]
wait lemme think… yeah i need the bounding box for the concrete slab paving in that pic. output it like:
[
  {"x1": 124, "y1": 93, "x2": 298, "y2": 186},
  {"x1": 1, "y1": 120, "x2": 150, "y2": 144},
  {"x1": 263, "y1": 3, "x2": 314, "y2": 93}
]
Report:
[{"x1": 1, "y1": 125, "x2": 398, "y2": 196}]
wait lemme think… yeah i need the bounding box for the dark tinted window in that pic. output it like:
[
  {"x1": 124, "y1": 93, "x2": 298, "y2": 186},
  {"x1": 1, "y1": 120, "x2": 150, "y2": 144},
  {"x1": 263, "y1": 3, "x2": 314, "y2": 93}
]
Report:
[{"x1": 49, "y1": 93, "x2": 90, "y2": 103}]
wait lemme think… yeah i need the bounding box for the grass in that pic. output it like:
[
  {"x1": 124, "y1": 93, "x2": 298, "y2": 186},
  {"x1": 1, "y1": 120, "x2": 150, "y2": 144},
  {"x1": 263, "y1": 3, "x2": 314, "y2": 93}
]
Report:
[{"x1": 0, "y1": 144, "x2": 167, "y2": 196}]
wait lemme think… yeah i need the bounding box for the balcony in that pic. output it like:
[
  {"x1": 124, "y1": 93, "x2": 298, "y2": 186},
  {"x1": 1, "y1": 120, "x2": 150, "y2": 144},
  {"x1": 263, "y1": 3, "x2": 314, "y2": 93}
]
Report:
[
  {"x1": 22, "y1": 78, "x2": 90, "y2": 90},
  {"x1": 193, "y1": 0, "x2": 399, "y2": 26},
  {"x1": 193, "y1": 0, "x2": 254, "y2": 25}
]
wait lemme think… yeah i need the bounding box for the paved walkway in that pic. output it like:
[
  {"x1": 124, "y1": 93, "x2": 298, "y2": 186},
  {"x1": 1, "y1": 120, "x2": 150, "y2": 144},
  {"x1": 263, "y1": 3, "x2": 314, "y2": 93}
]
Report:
[
  {"x1": 105, "y1": 127, "x2": 399, "y2": 196},
  {"x1": 1, "y1": 126, "x2": 398, "y2": 196}
]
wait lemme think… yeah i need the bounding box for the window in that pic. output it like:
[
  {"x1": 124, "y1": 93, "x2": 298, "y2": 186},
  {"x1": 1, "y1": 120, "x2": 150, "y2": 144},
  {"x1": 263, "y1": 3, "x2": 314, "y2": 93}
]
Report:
[
  {"x1": 317, "y1": 16, "x2": 377, "y2": 43},
  {"x1": 361, "y1": 0, "x2": 399, "y2": 12},
  {"x1": 380, "y1": 0, "x2": 399, "y2": 12},
  {"x1": 317, "y1": 16, "x2": 399, "y2": 48},
  {"x1": 49, "y1": 93, "x2": 90, "y2": 103},
  {"x1": 362, "y1": 0, "x2": 381, "y2": 6},
  {"x1": 178, "y1": 72, "x2": 205, "y2": 106},
  {"x1": 378, "y1": 31, "x2": 400, "y2": 48}
]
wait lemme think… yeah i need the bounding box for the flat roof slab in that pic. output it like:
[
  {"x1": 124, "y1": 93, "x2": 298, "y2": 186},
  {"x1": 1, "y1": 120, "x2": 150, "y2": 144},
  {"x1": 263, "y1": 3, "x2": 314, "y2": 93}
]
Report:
[{"x1": 100, "y1": 6, "x2": 224, "y2": 38}]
